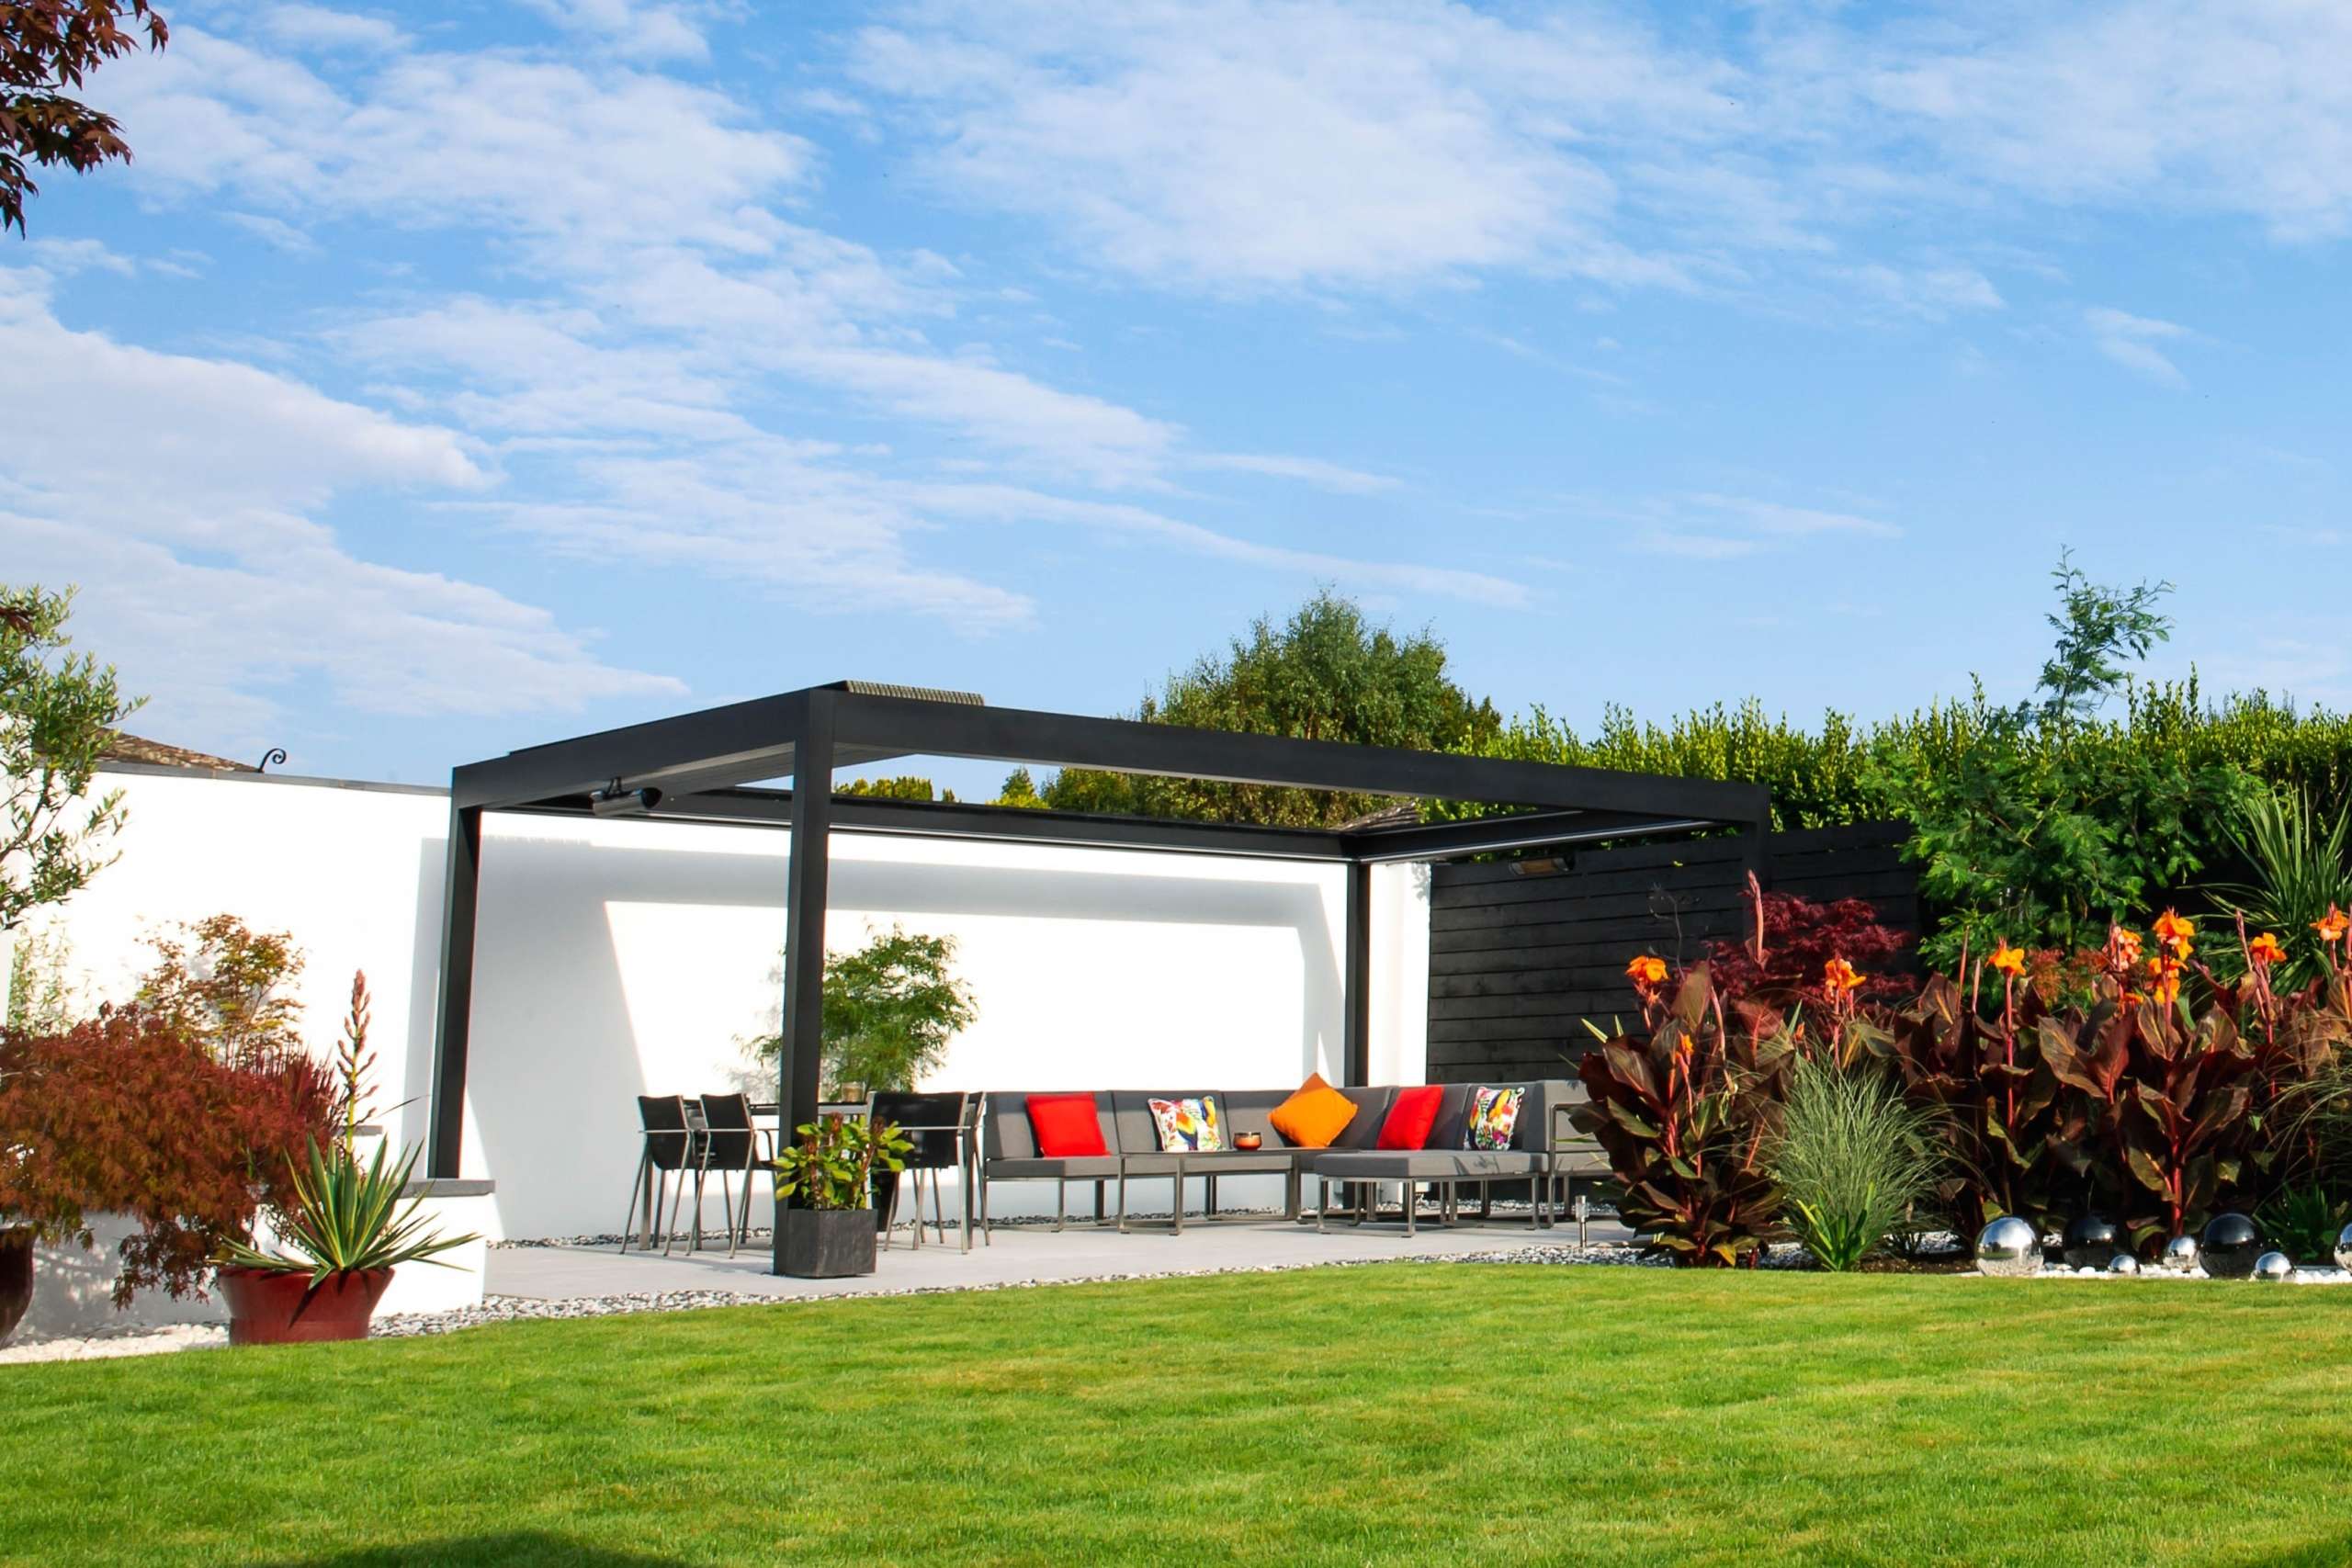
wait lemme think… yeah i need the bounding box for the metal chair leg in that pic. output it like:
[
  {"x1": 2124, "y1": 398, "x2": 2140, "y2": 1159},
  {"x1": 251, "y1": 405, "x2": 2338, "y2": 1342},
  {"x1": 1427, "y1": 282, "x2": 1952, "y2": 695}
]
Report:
[
  {"x1": 618, "y1": 1148, "x2": 651, "y2": 1254},
  {"x1": 931, "y1": 1168, "x2": 949, "y2": 1247}
]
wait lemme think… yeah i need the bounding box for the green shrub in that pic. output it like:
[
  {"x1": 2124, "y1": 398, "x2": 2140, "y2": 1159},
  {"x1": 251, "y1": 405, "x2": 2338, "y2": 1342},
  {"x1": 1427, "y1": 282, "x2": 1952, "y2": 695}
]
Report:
[
  {"x1": 1767, "y1": 1054, "x2": 1943, "y2": 1271},
  {"x1": 2207, "y1": 785, "x2": 2352, "y2": 989}
]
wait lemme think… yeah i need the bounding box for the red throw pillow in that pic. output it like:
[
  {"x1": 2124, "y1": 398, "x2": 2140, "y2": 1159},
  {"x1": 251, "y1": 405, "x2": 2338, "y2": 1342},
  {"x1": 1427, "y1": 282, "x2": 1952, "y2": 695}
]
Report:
[
  {"x1": 1026, "y1": 1092, "x2": 1109, "y2": 1157},
  {"x1": 1377, "y1": 1085, "x2": 1443, "y2": 1150}
]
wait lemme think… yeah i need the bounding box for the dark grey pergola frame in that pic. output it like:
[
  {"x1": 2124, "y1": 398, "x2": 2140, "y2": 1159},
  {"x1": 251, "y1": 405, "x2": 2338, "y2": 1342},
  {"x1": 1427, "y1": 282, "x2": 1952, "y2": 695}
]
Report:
[{"x1": 426, "y1": 682, "x2": 1768, "y2": 1269}]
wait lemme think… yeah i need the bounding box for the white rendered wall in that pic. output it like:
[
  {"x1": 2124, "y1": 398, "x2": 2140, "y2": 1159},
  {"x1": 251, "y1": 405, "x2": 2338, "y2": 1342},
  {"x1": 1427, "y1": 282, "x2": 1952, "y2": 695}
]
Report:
[{"x1": 10, "y1": 766, "x2": 1431, "y2": 1247}]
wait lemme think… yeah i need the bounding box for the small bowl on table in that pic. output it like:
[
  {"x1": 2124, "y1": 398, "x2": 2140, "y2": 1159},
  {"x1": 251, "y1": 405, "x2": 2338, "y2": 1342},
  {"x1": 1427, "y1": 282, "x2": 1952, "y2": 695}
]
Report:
[{"x1": 1233, "y1": 1132, "x2": 1264, "y2": 1151}]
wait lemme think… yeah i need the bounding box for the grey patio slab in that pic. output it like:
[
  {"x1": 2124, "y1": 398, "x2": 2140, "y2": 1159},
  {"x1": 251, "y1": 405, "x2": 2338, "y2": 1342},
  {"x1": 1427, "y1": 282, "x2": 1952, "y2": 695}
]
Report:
[{"x1": 487, "y1": 1213, "x2": 1636, "y2": 1303}]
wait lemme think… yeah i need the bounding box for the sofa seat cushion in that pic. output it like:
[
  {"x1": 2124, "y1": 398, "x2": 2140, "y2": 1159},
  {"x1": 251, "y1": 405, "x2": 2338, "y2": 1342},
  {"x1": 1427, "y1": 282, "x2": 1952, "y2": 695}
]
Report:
[
  {"x1": 1026, "y1": 1093, "x2": 1110, "y2": 1157},
  {"x1": 1377, "y1": 1085, "x2": 1444, "y2": 1150},
  {"x1": 1117, "y1": 1151, "x2": 1297, "y2": 1176},
  {"x1": 1309, "y1": 1149, "x2": 1544, "y2": 1180},
  {"x1": 1267, "y1": 1074, "x2": 1359, "y2": 1148},
  {"x1": 986, "y1": 1156, "x2": 1125, "y2": 1179}
]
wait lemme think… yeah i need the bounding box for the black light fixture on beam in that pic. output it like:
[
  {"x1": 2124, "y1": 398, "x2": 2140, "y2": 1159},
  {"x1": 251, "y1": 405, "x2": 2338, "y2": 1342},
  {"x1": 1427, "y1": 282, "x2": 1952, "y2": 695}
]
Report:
[{"x1": 590, "y1": 783, "x2": 662, "y2": 818}]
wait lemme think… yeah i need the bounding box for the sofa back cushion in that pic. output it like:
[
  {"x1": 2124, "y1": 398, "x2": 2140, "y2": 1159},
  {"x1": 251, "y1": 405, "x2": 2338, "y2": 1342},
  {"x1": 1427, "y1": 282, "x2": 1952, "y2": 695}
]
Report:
[
  {"x1": 1463, "y1": 1086, "x2": 1525, "y2": 1150},
  {"x1": 1331, "y1": 1086, "x2": 1396, "y2": 1149},
  {"x1": 1265, "y1": 1074, "x2": 1359, "y2": 1148},
  {"x1": 1376, "y1": 1085, "x2": 1446, "y2": 1150},
  {"x1": 1025, "y1": 1092, "x2": 1111, "y2": 1157},
  {"x1": 1147, "y1": 1095, "x2": 1227, "y2": 1151}
]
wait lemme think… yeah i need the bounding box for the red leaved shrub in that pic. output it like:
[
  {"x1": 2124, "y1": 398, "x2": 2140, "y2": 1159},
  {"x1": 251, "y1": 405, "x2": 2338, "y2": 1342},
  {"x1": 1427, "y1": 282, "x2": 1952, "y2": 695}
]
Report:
[
  {"x1": 1705, "y1": 888, "x2": 1914, "y2": 1008},
  {"x1": 0, "y1": 1007, "x2": 336, "y2": 1303}
]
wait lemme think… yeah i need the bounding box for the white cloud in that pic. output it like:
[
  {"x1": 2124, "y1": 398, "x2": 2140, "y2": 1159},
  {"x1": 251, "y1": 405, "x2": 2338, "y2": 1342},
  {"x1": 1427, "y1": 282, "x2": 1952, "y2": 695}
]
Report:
[
  {"x1": 1192, "y1": 453, "x2": 1401, "y2": 495},
  {"x1": 2086, "y1": 305, "x2": 2192, "y2": 388},
  {"x1": 850, "y1": 0, "x2": 1738, "y2": 291},
  {"x1": 257, "y1": 5, "x2": 406, "y2": 53},
  {"x1": 1610, "y1": 491, "x2": 1902, "y2": 558},
  {"x1": 224, "y1": 210, "x2": 322, "y2": 256},
  {"x1": 1684, "y1": 494, "x2": 1902, "y2": 540},
  {"x1": 522, "y1": 0, "x2": 710, "y2": 63},
  {"x1": 849, "y1": 0, "x2": 2352, "y2": 304},
  {"x1": 0, "y1": 270, "x2": 678, "y2": 747},
  {"x1": 1865, "y1": 2, "x2": 2352, "y2": 242}
]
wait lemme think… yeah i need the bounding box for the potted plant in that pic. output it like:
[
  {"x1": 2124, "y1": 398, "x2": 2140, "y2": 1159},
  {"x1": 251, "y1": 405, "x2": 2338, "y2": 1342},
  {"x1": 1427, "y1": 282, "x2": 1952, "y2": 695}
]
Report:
[
  {"x1": 214, "y1": 1137, "x2": 477, "y2": 1345},
  {"x1": 774, "y1": 1115, "x2": 910, "y2": 1278},
  {"x1": 0, "y1": 1007, "x2": 337, "y2": 1347}
]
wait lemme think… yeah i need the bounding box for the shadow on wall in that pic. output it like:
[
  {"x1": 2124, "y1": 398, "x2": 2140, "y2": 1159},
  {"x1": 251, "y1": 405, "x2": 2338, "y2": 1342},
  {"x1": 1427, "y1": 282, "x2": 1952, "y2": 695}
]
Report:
[
  {"x1": 23, "y1": 1216, "x2": 225, "y2": 1340},
  {"x1": 457, "y1": 830, "x2": 1342, "y2": 1240}
]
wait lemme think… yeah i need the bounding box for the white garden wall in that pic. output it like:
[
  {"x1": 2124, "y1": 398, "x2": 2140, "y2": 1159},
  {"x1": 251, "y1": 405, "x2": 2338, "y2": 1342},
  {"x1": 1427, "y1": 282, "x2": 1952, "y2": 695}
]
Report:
[{"x1": 9, "y1": 763, "x2": 1430, "y2": 1252}]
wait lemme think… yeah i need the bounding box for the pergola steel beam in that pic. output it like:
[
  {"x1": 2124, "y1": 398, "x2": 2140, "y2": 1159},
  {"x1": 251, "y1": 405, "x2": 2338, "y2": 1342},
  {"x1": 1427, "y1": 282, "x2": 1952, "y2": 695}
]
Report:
[
  {"x1": 525, "y1": 786, "x2": 1356, "y2": 861},
  {"x1": 825, "y1": 691, "x2": 1758, "y2": 820}
]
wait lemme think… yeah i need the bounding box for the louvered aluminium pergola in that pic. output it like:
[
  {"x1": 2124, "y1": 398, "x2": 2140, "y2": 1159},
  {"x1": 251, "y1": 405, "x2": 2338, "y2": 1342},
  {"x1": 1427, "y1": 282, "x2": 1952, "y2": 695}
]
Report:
[{"x1": 426, "y1": 682, "x2": 1768, "y2": 1267}]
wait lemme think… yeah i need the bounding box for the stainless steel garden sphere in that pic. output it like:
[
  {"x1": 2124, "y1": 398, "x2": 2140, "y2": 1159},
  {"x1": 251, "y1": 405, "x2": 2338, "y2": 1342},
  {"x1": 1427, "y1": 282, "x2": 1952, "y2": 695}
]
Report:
[
  {"x1": 2200, "y1": 1212, "x2": 2265, "y2": 1280},
  {"x1": 2162, "y1": 1235, "x2": 2199, "y2": 1272},
  {"x1": 2108, "y1": 1253, "x2": 2139, "y2": 1275},
  {"x1": 1975, "y1": 1215, "x2": 2042, "y2": 1277},
  {"x1": 2335, "y1": 1223, "x2": 2352, "y2": 1272},
  {"x1": 2254, "y1": 1251, "x2": 2294, "y2": 1281},
  {"x1": 2062, "y1": 1213, "x2": 2121, "y2": 1269}
]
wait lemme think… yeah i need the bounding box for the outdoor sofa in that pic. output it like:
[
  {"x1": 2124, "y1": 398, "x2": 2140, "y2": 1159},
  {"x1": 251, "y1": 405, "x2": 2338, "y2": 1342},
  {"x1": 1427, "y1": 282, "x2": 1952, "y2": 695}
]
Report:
[{"x1": 978, "y1": 1079, "x2": 1604, "y2": 1238}]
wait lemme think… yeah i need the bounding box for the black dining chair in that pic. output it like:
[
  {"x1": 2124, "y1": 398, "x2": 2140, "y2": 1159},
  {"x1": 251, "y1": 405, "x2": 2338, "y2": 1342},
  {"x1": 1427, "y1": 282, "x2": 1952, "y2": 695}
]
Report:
[
  {"x1": 695, "y1": 1091, "x2": 775, "y2": 1258},
  {"x1": 618, "y1": 1095, "x2": 704, "y2": 1257},
  {"x1": 870, "y1": 1089, "x2": 973, "y2": 1251}
]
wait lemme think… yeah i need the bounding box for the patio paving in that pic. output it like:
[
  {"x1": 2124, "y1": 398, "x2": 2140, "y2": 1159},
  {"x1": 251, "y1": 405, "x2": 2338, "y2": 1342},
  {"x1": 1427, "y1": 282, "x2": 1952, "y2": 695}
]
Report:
[{"x1": 488, "y1": 1212, "x2": 1638, "y2": 1303}]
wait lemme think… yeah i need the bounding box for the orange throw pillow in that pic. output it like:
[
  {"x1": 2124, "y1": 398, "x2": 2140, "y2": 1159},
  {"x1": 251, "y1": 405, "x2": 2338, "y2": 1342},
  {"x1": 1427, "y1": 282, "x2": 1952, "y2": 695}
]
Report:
[{"x1": 1269, "y1": 1073, "x2": 1358, "y2": 1148}]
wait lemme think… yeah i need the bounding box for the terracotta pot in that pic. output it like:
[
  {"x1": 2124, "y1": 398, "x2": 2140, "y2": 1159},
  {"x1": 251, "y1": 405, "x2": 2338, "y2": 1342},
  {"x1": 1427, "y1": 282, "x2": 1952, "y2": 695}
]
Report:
[
  {"x1": 217, "y1": 1265, "x2": 393, "y2": 1345},
  {"x1": 0, "y1": 1225, "x2": 33, "y2": 1348}
]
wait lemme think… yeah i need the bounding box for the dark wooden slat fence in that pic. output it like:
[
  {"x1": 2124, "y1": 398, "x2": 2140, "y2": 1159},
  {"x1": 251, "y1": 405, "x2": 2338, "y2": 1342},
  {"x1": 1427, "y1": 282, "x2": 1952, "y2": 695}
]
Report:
[{"x1": 1425, "y1": 820, "x2": 1920, "y2": 1084}]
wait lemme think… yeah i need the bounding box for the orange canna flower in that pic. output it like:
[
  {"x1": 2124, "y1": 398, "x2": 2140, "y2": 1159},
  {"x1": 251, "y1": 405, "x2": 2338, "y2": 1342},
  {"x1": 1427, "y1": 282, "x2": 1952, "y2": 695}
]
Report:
[
  {"x1": 2144, "y1": 953, "x2": 2183, "y2": 1007},
  {"x1": 1626, "y1": 954, "x2": 1668, "y2": 986},
  {"x1": 2112, "y1": 927, "x2": 2143, "y2": 964},
  {"x1": 2315, "y1": 907, "x2": 2350, "y2": 944},
  {"x1": 2248, "y1": 932, "x2": 2288, "y2": 967},
  {"x1": 1989, "y1": 941, "x2": 2027, "y2": 978},
  {"x1": 2153, "y1": 908, "x2": 2196, "y2": 959},
  {"x1": 1823, "y1": 956, "x2": 1864, "y2": 994}
]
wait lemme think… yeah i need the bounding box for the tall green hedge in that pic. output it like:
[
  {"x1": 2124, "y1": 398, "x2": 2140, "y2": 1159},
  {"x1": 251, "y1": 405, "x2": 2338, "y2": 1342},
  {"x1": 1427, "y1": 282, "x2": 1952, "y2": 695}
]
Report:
[{"x1": 1456, "y1": 676, "x2": 2352, "y2": 833}]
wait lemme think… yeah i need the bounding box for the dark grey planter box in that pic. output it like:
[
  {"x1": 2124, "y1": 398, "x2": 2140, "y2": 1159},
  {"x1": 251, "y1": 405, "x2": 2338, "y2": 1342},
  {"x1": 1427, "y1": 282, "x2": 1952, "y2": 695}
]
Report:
[{"x1": 781, "y1": 1208, "x2": 879, "y2": 1278}]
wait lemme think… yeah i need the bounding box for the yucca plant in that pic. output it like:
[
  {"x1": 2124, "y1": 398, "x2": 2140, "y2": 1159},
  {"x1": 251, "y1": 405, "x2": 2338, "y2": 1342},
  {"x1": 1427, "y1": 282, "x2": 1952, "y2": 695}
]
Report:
[
  {"x1": 1767, "y1": 1054, "x2": 1943, "y2": 1271},
  {"x1": 218, "y1": 1137, "x2": 477, "y2": 1287},
  {"x1": 2209, "y1": 786, "x2": 2352, "y2": 990}
]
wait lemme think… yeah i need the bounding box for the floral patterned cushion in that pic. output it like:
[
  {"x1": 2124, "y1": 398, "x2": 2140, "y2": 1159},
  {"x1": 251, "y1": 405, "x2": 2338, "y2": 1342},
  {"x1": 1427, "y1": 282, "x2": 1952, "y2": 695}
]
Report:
[
  {"x1": 1464, "y1": 1087, "x2": 1524, "y2": 1151},
  {"x1": 1148, "y1": 1095, "x2": 1226, "y2": 1152}
]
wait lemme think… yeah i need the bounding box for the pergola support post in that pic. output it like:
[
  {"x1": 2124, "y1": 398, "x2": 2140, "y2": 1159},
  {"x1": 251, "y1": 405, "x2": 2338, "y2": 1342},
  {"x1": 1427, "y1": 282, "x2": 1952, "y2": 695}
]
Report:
[
  {"x1": 1341, "y1": 859, "x2": 1372, "y2": 1086},
  {"x1": 774, "y1": 693, "x2": 836, "y2": 1273},
  {"x1": 426, "y1": 802, "x2": 483, "y2": 1179}
]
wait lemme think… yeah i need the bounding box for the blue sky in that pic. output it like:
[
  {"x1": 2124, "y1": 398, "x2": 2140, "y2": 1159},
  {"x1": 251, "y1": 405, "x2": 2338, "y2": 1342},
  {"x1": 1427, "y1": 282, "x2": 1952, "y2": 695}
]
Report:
[{"x1": 8, "y1": 0, "x2": 2349, "y2": 790}]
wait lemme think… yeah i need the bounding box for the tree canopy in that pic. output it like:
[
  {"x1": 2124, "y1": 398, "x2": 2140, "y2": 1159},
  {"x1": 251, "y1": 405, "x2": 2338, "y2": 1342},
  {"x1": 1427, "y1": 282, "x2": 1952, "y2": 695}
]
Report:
[
  {"x1": 1030, "y1": 590, "x2": 1499, "y2": 828},
  {"x1": 1, "y1": 1, "x2": 168, "y2": 234}
]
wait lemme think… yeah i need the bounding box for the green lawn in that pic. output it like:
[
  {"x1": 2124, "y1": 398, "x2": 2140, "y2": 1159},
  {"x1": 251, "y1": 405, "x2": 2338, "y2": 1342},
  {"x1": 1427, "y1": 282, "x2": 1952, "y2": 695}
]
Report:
[{"x1": 10, "y1": 1266, "x2": 2352, "y2": 1566}]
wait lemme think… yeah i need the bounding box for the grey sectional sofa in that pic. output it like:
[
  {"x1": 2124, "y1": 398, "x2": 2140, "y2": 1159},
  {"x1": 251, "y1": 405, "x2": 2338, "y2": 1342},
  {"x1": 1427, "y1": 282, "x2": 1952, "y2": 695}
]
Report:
[{"x1": 978, "y1": 1080, "x2": 1589, "y2": 1238}]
